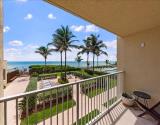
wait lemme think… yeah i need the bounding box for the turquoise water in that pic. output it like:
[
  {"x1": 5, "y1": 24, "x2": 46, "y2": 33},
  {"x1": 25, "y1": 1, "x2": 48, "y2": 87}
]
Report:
[{"x1": 7, "y1": 61, "x2": 107, "y2": 70}]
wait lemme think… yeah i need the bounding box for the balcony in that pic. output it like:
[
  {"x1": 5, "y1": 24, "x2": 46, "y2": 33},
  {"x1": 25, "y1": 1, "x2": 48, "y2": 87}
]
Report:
[{"x1": 0, "y1": 71, "x2": 157, "y2": 125}]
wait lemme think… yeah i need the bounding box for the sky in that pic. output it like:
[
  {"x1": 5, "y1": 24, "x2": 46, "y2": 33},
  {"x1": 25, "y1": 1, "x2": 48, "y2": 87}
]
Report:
[{"x1": 3, "y1": 0, "x2": 117, "y2": 62}]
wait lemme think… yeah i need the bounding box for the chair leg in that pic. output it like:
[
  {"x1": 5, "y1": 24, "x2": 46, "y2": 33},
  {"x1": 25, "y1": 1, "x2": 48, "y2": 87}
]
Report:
[{"x1": 138, "y1": 112, "x2": 146, "y2": 117}]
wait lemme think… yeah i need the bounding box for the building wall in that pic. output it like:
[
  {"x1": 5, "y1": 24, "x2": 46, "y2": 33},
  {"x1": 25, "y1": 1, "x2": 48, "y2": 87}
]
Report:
[
  {"x1": 118, "y1": 26, "x2": 160, "y2": 105},
  {"x1": 0, "y1": 0, "x2": 4, "y2": 93},
  {"x1": 0, "y1": 0, "x2": 4, "y2": 124}
]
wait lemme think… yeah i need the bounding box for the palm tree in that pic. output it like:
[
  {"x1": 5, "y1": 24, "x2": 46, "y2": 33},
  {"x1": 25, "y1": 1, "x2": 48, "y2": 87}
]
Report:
[
  {"x1": 89, "y1": 34, "x2": 107, "y2": 71},
  {"x1": 53, "y1": 25, "x2": 78, "y2": 79},
  {"x1": 35, "y1": 46, "x2": 53, "y2": 65},
  {"x1": 105, "y1": 59, "x2": 109, "y2": 66},
  {"x1": 75, "y1": 55, "x2": 83, "y2": 67},
  {"x1": 48, "y1": 39, "x2": 64, "y2": 76},
  {"x1": 78, "y1": 37, "x2": 91, "y2": 69},
  {"x1": 95, "y1": 48, "x2": 108, "y2": 67}
]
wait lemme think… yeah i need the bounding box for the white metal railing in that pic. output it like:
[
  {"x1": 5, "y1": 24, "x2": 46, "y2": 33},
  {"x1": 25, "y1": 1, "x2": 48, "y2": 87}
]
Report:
[{"x1": 0, "y1": 71, "x2": 124, "y2": 125}]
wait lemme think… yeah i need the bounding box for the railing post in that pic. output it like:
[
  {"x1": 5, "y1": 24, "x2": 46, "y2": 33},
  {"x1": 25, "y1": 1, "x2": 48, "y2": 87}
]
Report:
[
  {"x1": 107, "y1": 75, "x2": 109, "y2": 109},
  {"x1": 76, "y1": 83, "x2": 80, "y2": 124}
]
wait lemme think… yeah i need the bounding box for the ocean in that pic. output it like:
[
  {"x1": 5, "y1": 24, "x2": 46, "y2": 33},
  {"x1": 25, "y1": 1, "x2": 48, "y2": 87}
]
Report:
[{"x1": 7, "y1": 61, "x2": 108, "y2": 70}]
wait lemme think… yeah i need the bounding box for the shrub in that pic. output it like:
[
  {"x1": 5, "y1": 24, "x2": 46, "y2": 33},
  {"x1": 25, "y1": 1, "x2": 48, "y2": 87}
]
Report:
[
  {"x1": 58, "y1": 77, "x2": 69, "y2": 84},
  {"x1": 19, "y1": 77, "x2": 37, "y2": 113},
  {"x1": 57, "y1": 73, "x2": 68, "y2": 84},
  {"x1": 84, "y1": 69, "x2": 105, "y2": 76}
]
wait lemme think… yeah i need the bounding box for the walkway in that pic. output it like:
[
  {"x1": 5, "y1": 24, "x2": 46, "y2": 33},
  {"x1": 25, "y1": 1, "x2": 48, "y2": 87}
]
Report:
[{"x1": 4, "y1": 76, "x2": 30, "y2": 125}]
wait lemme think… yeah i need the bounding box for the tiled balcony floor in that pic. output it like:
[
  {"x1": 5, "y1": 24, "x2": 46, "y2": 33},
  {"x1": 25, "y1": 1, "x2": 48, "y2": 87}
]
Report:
[{"x1": 97, "y1": 102, "x2": 157, "y2": 125}]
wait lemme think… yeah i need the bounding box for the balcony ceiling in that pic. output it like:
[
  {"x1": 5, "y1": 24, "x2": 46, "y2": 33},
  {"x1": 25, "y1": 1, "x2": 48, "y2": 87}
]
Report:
[{"x1": 46, "y1": 0, "x2": 160, "y2": 37}]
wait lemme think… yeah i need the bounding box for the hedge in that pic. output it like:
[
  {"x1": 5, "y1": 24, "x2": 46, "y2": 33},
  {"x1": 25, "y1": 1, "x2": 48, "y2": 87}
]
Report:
[
  {"x1": 29, "y1": 65, "x2": 80, "y2": 75},
  {"x1": 19, "y1": 77, "x2": 37, "y2": 112},
  {"x1": 91, "y1": 65, "x2": 114, "y2": 68},
  {"x1": 84, "y1": 69, "x2": 105, "y2": 76}
]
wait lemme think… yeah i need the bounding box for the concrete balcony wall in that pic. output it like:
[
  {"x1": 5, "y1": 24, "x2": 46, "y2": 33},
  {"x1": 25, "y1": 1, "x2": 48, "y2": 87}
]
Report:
[{"x1": 117, "y1": 26, "x2": 160, "y2": 106}]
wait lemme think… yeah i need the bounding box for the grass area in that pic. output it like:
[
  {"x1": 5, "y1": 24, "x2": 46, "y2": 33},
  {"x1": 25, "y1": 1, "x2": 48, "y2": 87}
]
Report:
[
  {"x1": 85, "y1": 88, "x2": 104, "y2": 98},
  {"x1": 73, "y1": 109, "x2": 100, "y2": 125},
  {"x1": 85, "y1": 79, "x2": 117, "y2": 98},
  {"x1": 21, "y1": 99, "x2": 76, "y2": 125},
  {"x1": 103, "y1": 97, "x2": 117, "y2": 107}
]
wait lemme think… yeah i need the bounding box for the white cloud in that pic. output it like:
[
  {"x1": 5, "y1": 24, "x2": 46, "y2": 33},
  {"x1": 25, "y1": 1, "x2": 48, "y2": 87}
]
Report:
[
  {"x1": 24, "y1": 13, "x2": 33, "y2": 20},
  {"x1": 70, "y1": 25, "x2": 85, "y2": 32},
  {"x1": 16, "y1": 0, "x2": 27, "y2": 2},
  {"x1": 48, "y1": 13, "x2": 56, "y2": 19},
  {"x1": 70, "y1": 24, "x2": 99, "y2": 32},
  {"x1": 6, "y1": 48, "x2": 18, "y2": 53},
  {"x1": 9, "y1": 40, "x2": 23, "y2": 46},
  {"x1": 85, "y1": 24, "x2": 99, "y2": 32},
  {"x1": 25, "y1": 44, "x2": 39, "y2": 49},
  {"x1": 104, "y1": 40, "x2": 117, "y2": 49},
  {"x1": 3, "y1": 26, "x2": 10, "y2": 33}
]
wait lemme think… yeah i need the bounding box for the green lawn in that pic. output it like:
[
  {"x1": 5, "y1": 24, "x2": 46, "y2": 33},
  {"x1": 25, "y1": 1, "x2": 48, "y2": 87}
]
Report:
[
  {"x1": 21, "y1": 99, "x2": 76, "y2": 125},
  {"x1": 103, "y1": 97, "x2": 117, "y2": 107},
  {"x1": 85, "y1": 79, "x2": 117, "y2": 98},
  {"x1": 86, "y1": 88, "x2": 104, "y2": 98},
  {"x1": 73, "y1": 109, "x2": 100, "y2": 125}
]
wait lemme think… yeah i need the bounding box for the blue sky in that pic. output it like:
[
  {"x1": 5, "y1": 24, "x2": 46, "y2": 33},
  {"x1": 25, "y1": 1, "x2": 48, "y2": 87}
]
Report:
[{"x1": 3, "y1": 0, "x2": 117, "y2": 61}]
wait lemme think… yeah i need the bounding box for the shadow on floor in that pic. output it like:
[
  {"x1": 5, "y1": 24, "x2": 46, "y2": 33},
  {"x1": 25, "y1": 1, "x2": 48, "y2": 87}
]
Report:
[{"x1": 96, "y1": 102, "x2": 157, "y2": 125}]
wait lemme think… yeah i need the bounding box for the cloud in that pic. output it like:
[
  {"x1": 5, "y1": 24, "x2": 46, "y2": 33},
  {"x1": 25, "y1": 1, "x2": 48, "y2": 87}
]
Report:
[
  {"x1": 48, "y1": 13, "x2": 56, "y2": 19},
  {"x1": 24, "y1": 13, "x2": 33, "y2": 20},
  {"x1": 25, "y1": 44, "x2": 39, "y2": 49},
  {"x1": 104, "y1": 40, "x2": 117, "y2": 49},
  {"x1": 6, "y1": 48, "x2": 18, "y2": 53},
  {"x1": 16, "y1": 0, "x2": 27, "y2": 2},
  {"x1": 70, "y1": 25, "x2": 85, "y2": 32},
  {"x1": 9, "y1": 40, "x2": 23, "y2": 46},
  {"x1": 4, "y1": 45, "x2": 40, "y2": 61},
  {"x1": 70, "y1": 24, "x2": 99, "y2": 32},
  {"x1": 3, "y1": 26, "x2": 10, "y2": 33},
  {"x1": 85, "y1": 24, "x2": 99, "y2": 32}
]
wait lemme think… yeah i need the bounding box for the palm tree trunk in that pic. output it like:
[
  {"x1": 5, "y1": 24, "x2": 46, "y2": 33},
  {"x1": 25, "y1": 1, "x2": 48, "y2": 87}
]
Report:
[
  {"x1": 44, "y1": 57, "x2": 47, "y2": 74},
  {"x1": 65, "y1": 50, "x2": 67, "y2": 79},
  {"x1": 60, "y1": 51, "x2": 62, "y2": 76},
  {"x1": 97, "y1": 56, "x2": 98, "y2": 67},
  {"x1": 87, "y1": 53, "x2": 89, "y2": 69},
  {"x1": 44, "y1": 58, "x2": 46, "y2": 66},
  {"x1": 93, "y1": 54, "x2": 95, "y2": 71}
]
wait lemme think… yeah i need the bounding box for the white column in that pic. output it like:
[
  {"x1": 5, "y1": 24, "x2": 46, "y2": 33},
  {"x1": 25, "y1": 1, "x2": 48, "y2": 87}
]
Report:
[{"x1": 0, "y1": 0, "x2": 4, "y2": 124}]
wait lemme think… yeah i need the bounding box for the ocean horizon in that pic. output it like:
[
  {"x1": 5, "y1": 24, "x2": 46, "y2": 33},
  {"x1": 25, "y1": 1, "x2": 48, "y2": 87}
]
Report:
[{"x1": 7, "y1": 61, "x2": 114, "y2": 70}]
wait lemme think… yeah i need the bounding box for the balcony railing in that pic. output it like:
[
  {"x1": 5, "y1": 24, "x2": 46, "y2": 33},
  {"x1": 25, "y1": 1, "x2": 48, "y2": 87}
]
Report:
[{"x1": 0, "y1": 71, "x2": 124, "y2": 125}]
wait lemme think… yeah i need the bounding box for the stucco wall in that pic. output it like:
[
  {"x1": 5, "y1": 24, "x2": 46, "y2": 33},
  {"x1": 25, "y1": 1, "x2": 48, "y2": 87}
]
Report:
[
  {"x1": 0, "y1": 0, "x2": 4, "y2": 124},
  {"x1": 118, "y1": 26, "x2": 160, "y2": 105}
]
